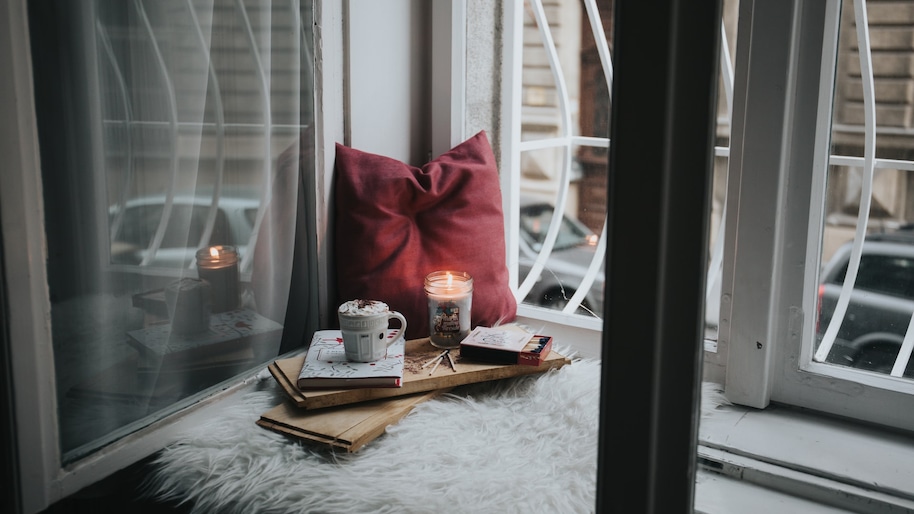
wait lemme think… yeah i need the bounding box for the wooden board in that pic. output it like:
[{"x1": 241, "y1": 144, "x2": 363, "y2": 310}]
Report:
[
  {"x1": 268, "y1": 337, "x2": 571, "y2": 410},
  {"x1": 256, "y1": 389, "x2": 448, "y2": 452}
]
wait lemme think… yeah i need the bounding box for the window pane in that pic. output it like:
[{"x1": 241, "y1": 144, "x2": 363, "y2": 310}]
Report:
[
  {"x1": 29, "y1": 0, "x2": 315, "y2": 462},
  {"x1": 517, "y1": 0, "x2": 611, "y2": 319},
  {"x1": 815, "y1": 0, "x2": 914, "y2": 381}
]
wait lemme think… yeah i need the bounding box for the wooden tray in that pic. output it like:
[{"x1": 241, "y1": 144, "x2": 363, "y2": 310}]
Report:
[
  {"x1": 268, "y1": 337, "x2": 571, "y2": 410},
  {"x1": 256, "y1": 389, "x2": 448, "y2": 452}
]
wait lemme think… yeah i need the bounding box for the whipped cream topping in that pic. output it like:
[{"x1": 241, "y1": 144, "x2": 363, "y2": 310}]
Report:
[{"x1": 338, "y1": 299, "x2": 389, "y2": 316}]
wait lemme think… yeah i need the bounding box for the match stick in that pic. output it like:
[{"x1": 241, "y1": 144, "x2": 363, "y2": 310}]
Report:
[
  {"x1": 422, "y1": 350, "x2": 448, "y2": 369},
  {"x1": 446, "y1": 350, "x2": 457, "y2": 372},
  {"x1": 428, "y1": 355, "x2": 443, "y2": 375}
]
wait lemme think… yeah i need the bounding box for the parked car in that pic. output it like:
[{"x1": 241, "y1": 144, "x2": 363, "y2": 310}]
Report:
[
  {"x1": 816, "y1": 227, "x2": 914, "y2": 377},
  {"x1": 109, "y1": 193, "x2": 259, "y2": 268},
  {"x1": 518, "y1": 196, "x2": 604, "y2": 316}
]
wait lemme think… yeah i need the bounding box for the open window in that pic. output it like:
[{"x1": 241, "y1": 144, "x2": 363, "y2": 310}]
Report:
[{"x1": 720, "y1": 0, "x2": 914, "y2": 433}]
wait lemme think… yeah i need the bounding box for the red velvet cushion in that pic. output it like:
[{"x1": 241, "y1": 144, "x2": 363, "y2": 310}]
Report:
[{"x1": 334, "y1": 131, "x2": 517, "y2": 339}]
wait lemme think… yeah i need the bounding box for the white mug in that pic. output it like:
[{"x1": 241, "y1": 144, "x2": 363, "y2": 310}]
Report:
[{"x1": 338, "y1": 300, "x2": 407, "y2": 362}]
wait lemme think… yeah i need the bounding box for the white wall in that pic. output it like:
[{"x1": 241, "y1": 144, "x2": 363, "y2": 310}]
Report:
[{"x1": 347, "y1": 0, "x2": 430, "y2": 165}]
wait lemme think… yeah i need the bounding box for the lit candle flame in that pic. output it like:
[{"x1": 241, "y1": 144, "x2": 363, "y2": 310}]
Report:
[
  {"x1": 446, "y1": 272, "x2": 453, "y2": 289},
  {"x1": 210, "y1": 247, "x2": 220, "y2": 258}
]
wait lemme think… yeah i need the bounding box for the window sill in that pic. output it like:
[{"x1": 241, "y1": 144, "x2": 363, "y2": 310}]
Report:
[
  {"x1": 46, "y1": 364, "x2": 272, "y2": 507},
  {"x1": 697, "y1": 402, "x2": 914, "y2": 513}
]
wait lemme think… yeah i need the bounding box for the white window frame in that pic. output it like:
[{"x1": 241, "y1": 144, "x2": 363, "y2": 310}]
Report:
[
  {"x1": 721, "y1": 0, "x2": 914, "y2": 432},
  {"x1": 0, "y1": 1, "x2": 343, "y2": 511}
]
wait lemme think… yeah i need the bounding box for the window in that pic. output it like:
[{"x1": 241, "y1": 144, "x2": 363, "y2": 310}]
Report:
[
  {"x1": 503, "y1": 0, "x2": 611, "y2": 329},
  {"x1": 3, "y1": 0, "x2": 329, "y2": 509},
  {"x1": 31, "y1": 0, "x2": 317, "y2": 462},
  {"x1": 722, "y1": 0, "x2": 914, "y2": 432},
  {"x1": 503, "y1": 0, "x2": 735, "y2": 341}
]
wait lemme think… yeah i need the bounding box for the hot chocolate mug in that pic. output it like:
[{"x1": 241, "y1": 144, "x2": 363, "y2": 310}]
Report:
[{"x1": 338, "y1": 300, "x2": 407, "y2": 362}]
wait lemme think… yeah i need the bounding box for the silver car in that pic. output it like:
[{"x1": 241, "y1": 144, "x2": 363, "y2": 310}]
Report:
[
  {"x1": 109, "y1": 193, "x2": 259, "y2": 268},
  {"x1": 518, "y1": 197, "x2": 604, "y2": 317}
]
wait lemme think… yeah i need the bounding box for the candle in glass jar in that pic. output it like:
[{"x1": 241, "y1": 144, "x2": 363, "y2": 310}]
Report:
[
  {"x1": 196, "y1": 245, "x2": 240, "y2": 313},
  {"x1": 425, "y1": 270, "x2": 473, "y2": 348}
]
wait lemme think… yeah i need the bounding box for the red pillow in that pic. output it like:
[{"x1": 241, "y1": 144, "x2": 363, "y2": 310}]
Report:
[{"x1": 334, "y1": 131, "x2": 517, "y2": 340}]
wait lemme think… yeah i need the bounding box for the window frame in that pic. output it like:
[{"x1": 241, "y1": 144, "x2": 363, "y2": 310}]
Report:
[{"x1": 721, "y1": 0, "x2": 914, "y2": 431}]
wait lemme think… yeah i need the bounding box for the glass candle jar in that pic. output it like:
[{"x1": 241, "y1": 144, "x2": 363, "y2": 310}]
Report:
[
  {"x1": 195, "y1": 245, "x2": 240, "y2": 313},
  {"x1": 424, "y1": 270, "x2": 473, "y2": 348}
]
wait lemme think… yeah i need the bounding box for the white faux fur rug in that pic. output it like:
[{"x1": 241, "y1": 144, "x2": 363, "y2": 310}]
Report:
[{"x1": 145, "y1": 351, "x2": 728, "y2": 513}]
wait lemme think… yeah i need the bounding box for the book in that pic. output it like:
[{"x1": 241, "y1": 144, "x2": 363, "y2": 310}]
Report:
[
  {"x1": 126, "y1": 308, "x2": 283, "y2": 369},
  {"x1": 268, "y1": 336, "x2": 571, "y2": 410},
  {"x1": 256, "y1": 389, "x2": 448, "y2": 452},
  {"x1": 459, "y1": 326, "x2": 554, "y2": 366},
  {"x1": 296, "y1": 330, "x2": 405, "y2": 389}
]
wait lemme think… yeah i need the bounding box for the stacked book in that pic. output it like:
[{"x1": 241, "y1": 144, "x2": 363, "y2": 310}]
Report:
[{"x1": 257, "y1": 326, "x2": 570, "y2": 452}]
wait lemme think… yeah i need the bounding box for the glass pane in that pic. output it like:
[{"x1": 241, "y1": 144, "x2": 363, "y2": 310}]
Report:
[
  {"x1": 520, "y1": 3, "x2": 562, "y2": 143},
  {"x1": 815, "y1": 0, "x2": 914, "y2": 379},
  {"x1": 518, "y1": 0, "x2": 611, "y2": 318},
  {"x1": 28, "y1": 0, "x2": 315, "y2": 462}
]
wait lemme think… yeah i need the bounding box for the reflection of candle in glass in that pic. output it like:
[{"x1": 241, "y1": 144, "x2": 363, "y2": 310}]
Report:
[
  {"x1": 195, "y1": 245, "x2": 240, "y2": 313},
  {"x1": 425, "y1": 270, "x2": 473, "y2": 348}
]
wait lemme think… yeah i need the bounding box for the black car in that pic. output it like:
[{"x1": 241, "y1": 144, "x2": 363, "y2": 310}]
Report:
[{"x1": 816, "y1": 227, "x2": 914, "y2": 376}]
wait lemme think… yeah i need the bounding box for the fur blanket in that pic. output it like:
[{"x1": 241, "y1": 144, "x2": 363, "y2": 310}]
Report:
[{"x1": 145, "y1": 351, "x2": 727, "y2": 513}]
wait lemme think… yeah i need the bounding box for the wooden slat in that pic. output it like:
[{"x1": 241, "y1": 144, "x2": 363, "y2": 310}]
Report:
[{"x1": 256, "y1": 389, "x2": 448, "y2": 452}]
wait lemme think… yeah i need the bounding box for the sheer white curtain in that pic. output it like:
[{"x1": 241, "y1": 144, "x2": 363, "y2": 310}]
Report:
[{"x1": 32, "y1": 0, "x2": 313, "y2": 461}]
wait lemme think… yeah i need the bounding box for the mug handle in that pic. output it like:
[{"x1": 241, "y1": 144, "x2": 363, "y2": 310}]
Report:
[{"x1": 386, "y1": 311, "x2": 407, "y2": 347}]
